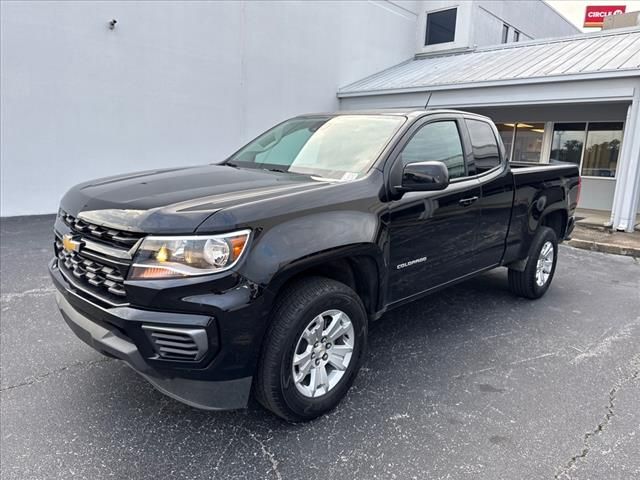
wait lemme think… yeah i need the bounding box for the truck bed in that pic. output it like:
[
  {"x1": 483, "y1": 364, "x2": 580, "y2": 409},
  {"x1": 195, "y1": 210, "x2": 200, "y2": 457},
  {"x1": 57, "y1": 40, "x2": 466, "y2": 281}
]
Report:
[{"x1": 503, "y1": 161, "x2": 580, "y2": 264}]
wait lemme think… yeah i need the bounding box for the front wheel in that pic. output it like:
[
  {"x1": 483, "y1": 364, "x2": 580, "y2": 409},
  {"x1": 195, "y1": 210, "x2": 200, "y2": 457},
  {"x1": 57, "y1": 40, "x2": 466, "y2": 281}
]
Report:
[
  {"x1": 254, "y1": 277, "x2": 367, "y2": 422},
  {"x1": 508, "y1": 226, "x2": 558, "y2": 299}
]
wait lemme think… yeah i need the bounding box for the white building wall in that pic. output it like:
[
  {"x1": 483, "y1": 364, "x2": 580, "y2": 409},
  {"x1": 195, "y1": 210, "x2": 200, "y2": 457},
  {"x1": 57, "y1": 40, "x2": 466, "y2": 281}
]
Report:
[
  {"x1": 0, "y1": 0, "x2": 418, "y2": 216},
  {"x1": 472, "y1": 4, "x2": 533, "y2": 46},
  {"x1": 473, "y1": 1, "x2": 578, "y2": 43}
]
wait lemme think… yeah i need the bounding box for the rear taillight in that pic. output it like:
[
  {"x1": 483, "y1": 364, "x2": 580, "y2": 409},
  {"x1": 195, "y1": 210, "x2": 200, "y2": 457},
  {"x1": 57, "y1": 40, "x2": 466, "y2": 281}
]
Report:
[{"x1": 576, "y1": 176, "x2": 582, "y2": 205}]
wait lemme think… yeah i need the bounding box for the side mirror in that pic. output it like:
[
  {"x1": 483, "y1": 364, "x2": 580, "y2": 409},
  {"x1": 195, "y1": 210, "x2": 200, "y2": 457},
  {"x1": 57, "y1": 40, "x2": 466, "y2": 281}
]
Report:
[{"x1": 400, "y1": 161, "x2": 449, "y2": 192}]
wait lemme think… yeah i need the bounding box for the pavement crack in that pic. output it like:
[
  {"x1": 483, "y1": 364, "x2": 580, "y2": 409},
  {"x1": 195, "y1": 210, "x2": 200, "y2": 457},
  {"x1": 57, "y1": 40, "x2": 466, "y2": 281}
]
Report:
[
  {"x1": 211, "y1": 424, "x2": 240, "y2": 473},
  {"x1": 555, "y1": 355, "x2": 640, "y2": 479},
  {"x1": 0, "y1": 287, "x2": 56, "y2": 303},
  {"x1": 571, "y1": 320, "x2": 640, "y2": 364},
  {"x1": 237, "y1": 427, "x2": 282, "y2": 480},
  {"x1": 509, "y1": 351, "x2": 558, "y2": 365},
  {"x1": 0, "y1": 357, "x2": 113, "y2": 392}
]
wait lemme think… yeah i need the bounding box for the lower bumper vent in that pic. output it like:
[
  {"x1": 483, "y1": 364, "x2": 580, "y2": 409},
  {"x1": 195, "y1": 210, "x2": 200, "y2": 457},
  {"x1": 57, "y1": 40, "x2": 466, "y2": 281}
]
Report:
[{"x1": 142, "y1": 325, "x2": 208, "y2": 362}]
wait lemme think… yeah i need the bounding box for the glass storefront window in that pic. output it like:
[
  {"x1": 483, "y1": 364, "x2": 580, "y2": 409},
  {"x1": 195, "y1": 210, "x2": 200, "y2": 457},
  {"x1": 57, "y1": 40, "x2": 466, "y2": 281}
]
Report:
[
  {"x1": 512, "y1": 123, "x2": 544, "y2": 162},
  {"x1": 496, "y1": 123, "x2": 514, "y2": 160},
  {"x1": 495, "y1": 123, "x2": 544, "y2": 162},
  {"x1": 582, "y1": 122, "x2": 623, "y2": 178},
  {"x1": 550, "y1": 122, "x2": 623, "y2": 177},
  {"x1": 550, "y1": 123, "x2": 586, "y2": 165},
  {"x1": 495, "y1": 121, "x2": 624, "y2": 175}
]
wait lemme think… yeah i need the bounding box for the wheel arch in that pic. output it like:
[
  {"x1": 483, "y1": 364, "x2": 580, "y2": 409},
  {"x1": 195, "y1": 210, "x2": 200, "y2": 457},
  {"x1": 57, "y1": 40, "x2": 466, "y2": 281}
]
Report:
[
  {"x1": 540, "y1": 208, "x2": 568, "y2": 240},
  {"x1": 265, "y1": 245, "x2": 385, "y2": 319}
]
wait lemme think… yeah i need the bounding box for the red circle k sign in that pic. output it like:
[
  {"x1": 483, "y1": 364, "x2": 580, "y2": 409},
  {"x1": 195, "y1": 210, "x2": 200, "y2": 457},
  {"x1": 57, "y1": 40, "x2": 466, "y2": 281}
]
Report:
[{"x1": 584, "y1": 5, "x2": 627, "y2": 27}]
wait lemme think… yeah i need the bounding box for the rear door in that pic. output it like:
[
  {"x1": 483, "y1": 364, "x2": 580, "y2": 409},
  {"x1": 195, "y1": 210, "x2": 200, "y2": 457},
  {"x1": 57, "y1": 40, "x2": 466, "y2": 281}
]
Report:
[
  {"x1": 387, "y1": 115, "x2": 482, "y2": 303},
  {"x1": 462, "y1": 117, "x2": 514, "y2": 269}
]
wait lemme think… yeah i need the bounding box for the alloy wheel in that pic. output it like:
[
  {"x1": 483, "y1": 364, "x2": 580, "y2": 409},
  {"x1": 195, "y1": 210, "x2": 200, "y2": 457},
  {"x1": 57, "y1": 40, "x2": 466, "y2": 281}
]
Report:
[
  {"x1": 535, "y1": 241, "x2": 554, "y2": 287},
  {"x1": 291, "y1": 309, "x2": 355, "y2": 398}
]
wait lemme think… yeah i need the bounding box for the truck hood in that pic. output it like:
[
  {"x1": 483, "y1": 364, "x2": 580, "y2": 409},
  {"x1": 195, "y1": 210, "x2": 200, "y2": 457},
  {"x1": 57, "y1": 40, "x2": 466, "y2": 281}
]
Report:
[{"x1": 60, "y1": 164, "x2": 327, "y2": 234}]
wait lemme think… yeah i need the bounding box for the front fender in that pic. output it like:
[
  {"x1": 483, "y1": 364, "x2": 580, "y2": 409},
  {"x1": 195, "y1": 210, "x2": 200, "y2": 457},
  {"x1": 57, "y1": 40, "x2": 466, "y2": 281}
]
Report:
[{"x1": 239, "y1": 210, "x2": 383, "y2": 286}]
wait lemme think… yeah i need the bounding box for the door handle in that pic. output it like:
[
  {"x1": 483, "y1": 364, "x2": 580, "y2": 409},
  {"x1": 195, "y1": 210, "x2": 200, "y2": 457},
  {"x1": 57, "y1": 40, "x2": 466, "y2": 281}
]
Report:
[{"x1": 459, "y1": 196, "x2": 479, "y2": 207}]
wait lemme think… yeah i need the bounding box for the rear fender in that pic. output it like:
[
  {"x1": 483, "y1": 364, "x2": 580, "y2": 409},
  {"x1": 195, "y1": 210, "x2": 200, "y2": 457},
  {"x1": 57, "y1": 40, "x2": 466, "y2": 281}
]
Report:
[{"x1": 507, "y1": 196, "x2": 569, "y2": 263}]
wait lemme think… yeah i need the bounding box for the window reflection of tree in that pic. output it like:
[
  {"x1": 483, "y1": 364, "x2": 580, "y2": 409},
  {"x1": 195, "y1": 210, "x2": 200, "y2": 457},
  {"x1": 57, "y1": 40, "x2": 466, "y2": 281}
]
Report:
[
  {"x1": 583, "y1": 138, "x2": 620, "y2": 177},
  {"x1": 550, "y1": 139, "x2": 583, "y2": 164},
  {"x1": 564, "y1": 139, "x2": 583, "y2": 153}
]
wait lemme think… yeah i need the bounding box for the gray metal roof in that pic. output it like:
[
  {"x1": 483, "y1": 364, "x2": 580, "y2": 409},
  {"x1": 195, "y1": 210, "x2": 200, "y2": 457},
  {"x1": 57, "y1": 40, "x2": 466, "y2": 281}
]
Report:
[{"x1": 338, "y1": 28, "x2": 640, "y2": 97}]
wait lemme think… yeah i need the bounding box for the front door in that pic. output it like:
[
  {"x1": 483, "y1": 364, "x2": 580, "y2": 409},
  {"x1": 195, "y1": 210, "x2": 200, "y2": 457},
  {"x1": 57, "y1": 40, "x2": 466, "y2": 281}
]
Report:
[{"x1": 387, "y1": 117, "x2": 482, "y2": 303}]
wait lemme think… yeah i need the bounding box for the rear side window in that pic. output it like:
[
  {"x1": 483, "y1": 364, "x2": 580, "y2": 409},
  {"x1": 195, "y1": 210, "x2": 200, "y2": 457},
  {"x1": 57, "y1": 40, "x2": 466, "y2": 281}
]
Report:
[
  {"x1": 400, "y1": 121, "x2": 466, "y2": 179},
  {"x1": 465, "y1": 119, "x2": 501, "y2": 173}
]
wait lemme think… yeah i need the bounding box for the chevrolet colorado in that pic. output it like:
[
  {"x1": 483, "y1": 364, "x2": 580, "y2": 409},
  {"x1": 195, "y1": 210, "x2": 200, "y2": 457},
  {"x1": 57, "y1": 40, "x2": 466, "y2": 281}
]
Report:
[{"x1": 50, "y1": 110, "x2": 580, "y2": 421}]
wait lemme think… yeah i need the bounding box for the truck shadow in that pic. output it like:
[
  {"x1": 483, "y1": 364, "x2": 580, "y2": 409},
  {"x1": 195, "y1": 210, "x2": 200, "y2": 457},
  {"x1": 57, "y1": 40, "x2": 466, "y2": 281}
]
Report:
[
  {"x1": 91, "y1": 267, "x2": 521, "y2": 424},
  {"x1": 51, "y1": 266, "x2": 560, "y2": 476}
]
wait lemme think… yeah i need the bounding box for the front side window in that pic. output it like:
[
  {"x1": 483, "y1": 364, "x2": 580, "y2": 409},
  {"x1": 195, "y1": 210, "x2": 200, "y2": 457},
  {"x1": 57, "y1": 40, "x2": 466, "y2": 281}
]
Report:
[
  {"x1": 400, "y1": 121, "x2": 466, "y2": 179},
  {"x1": 514, "y1": 30, "x2": 520, "y2": 42},
  {"x1": 425, "y1": 8, "x2": 457, "y2": 45},
  {"x1": 227, "y1": 115, "x2": 406, "y2": 180},
  {"x1": 466, "y1": 119, "x2": 501, "y2": 173}
]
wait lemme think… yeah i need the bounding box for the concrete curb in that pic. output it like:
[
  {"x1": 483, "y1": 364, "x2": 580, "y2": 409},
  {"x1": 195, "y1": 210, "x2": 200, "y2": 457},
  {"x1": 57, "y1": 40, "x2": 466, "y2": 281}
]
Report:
[{"x1": 567, "y1": 238, "x2": 640, "y2": 257}]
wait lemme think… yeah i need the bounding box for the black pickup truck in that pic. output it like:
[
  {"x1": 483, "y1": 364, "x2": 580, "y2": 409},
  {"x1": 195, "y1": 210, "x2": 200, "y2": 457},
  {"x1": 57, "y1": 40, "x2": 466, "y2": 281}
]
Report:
[{"x1": 50, "y1": 109, "x2": 580, "y2": 421}]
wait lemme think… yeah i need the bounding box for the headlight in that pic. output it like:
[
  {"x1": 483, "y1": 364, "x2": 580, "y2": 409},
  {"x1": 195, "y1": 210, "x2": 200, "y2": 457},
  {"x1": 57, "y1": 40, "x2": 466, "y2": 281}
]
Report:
[{"x1": 129, "y1": 230, "x2": 251, "y2": 280}]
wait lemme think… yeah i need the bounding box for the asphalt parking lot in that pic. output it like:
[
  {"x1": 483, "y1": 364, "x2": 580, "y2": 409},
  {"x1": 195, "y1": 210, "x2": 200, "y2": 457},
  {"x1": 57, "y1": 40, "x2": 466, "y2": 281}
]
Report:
[{"x1": 1, "y1": 215, "x2": 638, "y2": 480}]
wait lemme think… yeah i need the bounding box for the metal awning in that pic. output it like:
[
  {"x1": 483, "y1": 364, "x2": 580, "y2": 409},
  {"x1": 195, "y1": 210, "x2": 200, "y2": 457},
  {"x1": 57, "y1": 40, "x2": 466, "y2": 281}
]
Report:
[{"x1": 339, "y1": 28, "x2": 640, "y2": 97}]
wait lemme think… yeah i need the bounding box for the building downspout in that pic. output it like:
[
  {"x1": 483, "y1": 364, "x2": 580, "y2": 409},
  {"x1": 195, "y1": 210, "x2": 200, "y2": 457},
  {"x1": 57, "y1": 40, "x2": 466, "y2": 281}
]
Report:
[{"x1": 609, "y1": 83, "x2": 640, "y2": 232}]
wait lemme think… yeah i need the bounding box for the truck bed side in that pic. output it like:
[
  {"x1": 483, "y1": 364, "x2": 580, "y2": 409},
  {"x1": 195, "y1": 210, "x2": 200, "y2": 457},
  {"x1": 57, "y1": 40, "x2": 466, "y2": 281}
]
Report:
[{"x1": 502, "y1": 162, "x2": 580, "y2": 265}]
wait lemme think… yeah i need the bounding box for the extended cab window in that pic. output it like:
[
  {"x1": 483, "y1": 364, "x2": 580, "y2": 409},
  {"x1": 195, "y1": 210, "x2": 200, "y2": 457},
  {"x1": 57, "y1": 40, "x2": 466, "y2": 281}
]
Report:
[
  {"x1": 400, "y1": 121, "x2": 466, "y2": 179},
  {"x1": 466, "y1": 119, "x2": 501, "y2": 173}
]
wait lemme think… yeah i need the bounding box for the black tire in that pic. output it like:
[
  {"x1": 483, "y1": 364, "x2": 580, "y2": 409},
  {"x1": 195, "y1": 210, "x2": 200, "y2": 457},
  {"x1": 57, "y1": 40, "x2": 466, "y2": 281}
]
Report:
[
  {"x1": 508, "y1": 226, "x2": 558, "y2": 299},
  {"x1": 254, "y1": 276, "x2": 367, "y2": 422}
]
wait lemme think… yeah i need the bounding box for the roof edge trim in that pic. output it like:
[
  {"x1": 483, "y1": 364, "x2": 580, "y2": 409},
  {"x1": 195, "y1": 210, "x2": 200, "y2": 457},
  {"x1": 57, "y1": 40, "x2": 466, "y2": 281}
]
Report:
[{"x1": 337, "y1": 69, "x2": 640, "y2": 98}]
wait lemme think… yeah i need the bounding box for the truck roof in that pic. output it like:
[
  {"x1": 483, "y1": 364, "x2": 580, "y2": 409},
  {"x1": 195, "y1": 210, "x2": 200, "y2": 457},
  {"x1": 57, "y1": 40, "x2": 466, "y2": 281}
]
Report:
[{"x1": 295, "y1": 109, "x2": 489, "y2": 120}]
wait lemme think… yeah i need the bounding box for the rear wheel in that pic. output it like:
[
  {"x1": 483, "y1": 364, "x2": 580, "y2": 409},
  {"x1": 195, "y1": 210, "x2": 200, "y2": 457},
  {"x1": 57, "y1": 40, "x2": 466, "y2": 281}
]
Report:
[
  {"x1": 508, "y1": 226, "x2": 558, "y2": 299},
  {"x1": 254, "y1": 277, "x2": 367, "y2": 422}
]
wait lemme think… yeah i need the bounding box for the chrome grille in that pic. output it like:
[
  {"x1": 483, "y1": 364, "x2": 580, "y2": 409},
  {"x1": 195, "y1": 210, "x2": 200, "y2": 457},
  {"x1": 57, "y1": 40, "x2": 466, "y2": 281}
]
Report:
[
  {"x1": 54, "y1": 211, "x2": 142, "y2": 304},
  {"x1": 142, "y1": 325, "x2": 208, "y2": 362},
  {"x1": 61, "y1": 211, "x2": 143, "y2": 249},
  {"x1": 55, "y1": 237, "x2": 129, "y2": 302}
]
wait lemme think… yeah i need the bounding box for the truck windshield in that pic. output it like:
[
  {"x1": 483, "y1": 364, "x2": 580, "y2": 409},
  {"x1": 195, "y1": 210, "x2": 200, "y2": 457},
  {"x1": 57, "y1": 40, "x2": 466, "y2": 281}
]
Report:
[{"x1": 226, "y1": 115, "x2": 406, "y2": 180}]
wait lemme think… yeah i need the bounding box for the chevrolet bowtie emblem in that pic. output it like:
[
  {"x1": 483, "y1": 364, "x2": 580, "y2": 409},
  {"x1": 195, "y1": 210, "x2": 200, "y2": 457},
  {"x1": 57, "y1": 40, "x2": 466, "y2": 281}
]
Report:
[{"x1": 62, "y1": 234, "x2": 82, "y2": 253}]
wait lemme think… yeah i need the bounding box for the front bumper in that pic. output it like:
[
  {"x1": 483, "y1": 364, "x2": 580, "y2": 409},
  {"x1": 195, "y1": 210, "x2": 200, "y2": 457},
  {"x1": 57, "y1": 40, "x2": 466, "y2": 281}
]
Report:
[
  {"x1": 49, "y1": 258, "x2": 264, "y2": 410},
  {"x1": 55, "y1": 291, "x2": 251, "y2": 410}
]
